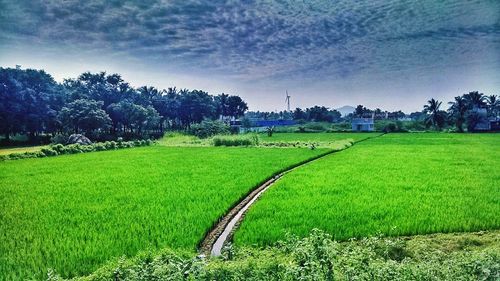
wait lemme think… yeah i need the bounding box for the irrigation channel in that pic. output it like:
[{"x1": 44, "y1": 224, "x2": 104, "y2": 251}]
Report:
[{"x1": 200, "y1": 133, "x2": 384, "y2": 256}]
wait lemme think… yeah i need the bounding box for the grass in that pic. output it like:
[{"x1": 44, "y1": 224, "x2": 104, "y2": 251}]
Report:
[
  {"x1": 234, "y1": 133, "x2": 500, "y2": 246},
  {"x1": 0, "y1": 145, "x2": 47, "y2": 155},
  {"x1": 260, "y1": 132, "x2": 376, "y2": 143},
  {"x1": 0, "y1": 146, "x2": 327, "y2": 280}
]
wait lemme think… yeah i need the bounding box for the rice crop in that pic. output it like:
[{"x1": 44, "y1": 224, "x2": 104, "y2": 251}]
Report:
[
  {"x1": 0, "y1": 146, "x2": 326, "y2": 280},
  {"x1": 234, "y1": 133, "x2": 500, "y2": 246},
  {"x1": 260, "y1": 132, "x2": 376, "y2": 143}
]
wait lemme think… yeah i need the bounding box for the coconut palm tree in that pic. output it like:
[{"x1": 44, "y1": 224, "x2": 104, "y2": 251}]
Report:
[
  {"x1": 423, "y1": 98, "x2": 445, "y2": 130},
  {"x1": 448, "y1": 96, "x2": 468, "y2": 132},
  {"x1": 486, "y1": 94, "x2": 499, "y2": 117},
  {"x1": 464, "y1": 91, "x2": 486, "y2": 109}
]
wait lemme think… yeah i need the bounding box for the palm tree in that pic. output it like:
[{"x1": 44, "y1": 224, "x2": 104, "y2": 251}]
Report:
[
  {"x1": 448, "y1": 96, "x2": 468, "y2": 132},
  {"x1": 464, "y1": 91, "x2": 486, "y2": 109},
  {"x1": 423, "y1": 98, "x2": 445, "y2": 130},
  {"x1": 486, "y1": 94, "x2": 499, "y2": 117}
]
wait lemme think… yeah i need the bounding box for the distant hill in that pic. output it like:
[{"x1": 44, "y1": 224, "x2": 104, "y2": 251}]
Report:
[{"x1": 336, "y1": 105, "x2": 355, "y2": 116}]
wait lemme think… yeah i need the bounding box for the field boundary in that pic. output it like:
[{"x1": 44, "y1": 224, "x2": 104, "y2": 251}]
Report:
[{"x1": 199, "y1": 133, "x2": 384, "y2": 256}]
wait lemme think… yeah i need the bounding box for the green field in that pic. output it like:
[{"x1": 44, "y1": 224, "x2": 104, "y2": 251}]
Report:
[
  {"x1": 0, "y1": 146, "x2": 326, "y2": 279},
  {"x1": 2, "y1": 132, "x2": 499, "y2": 280},
  {"x1": 234, "y1": 133, "x2": 500, "y2": 245}
]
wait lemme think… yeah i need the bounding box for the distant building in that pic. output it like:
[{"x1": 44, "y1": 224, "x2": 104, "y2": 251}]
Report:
[
  {"x1": 490, "y1": 118, "x2": 500, "y2": 131},
  {"x1": 352, "y1": 117, "x2": 374, "y2": 132}
]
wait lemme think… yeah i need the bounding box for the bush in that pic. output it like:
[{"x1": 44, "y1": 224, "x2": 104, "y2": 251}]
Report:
[
  {"x1": 1, "y1": 139, "x2": 156, "y2": 161},
  {"x1": 93, "y1": 143, "x2": 106, "y2": 151},
  {"x1": 40, "y1": 147, "x2": 58, "y2": 156},
  {"x1": 51, "y1": 144, "x2": 65, "y2": 154},
  {"x1": 212, "y1": 135, "x2": 260, "y2": 147},
  {"x1": 189, "y1": 120, "x2": 230, "y2": 138}
]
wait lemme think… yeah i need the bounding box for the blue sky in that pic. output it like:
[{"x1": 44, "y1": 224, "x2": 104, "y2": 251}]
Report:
[{"x1": 0, "y1": 0, "x2": 499, "y2": 112}]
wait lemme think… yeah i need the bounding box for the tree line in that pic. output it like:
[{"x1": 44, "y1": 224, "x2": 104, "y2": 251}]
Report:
[
  {"x1": 424, "y1": 91, "x2": 498, "y2": 132},
  {"x1": 0, "y1": 68, "x2": 248, "y2": 143}
]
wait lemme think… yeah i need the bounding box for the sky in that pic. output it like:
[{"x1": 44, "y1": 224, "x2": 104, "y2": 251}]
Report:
[{"x1": 0, "y1": 0, "x2": 499, "y2": 112}]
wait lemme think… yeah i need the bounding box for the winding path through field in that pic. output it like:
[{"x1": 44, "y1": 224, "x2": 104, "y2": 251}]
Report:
[{"x1": 200, "y1": 134, "x2": 383, "y2": 256}]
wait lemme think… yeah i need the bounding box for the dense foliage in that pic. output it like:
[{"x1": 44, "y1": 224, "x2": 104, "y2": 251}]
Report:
[
  {"x1": 66, "y1": 230, "x2": 499, "y2": 281},
  {"x1": 235, "y1": 133, "x2": 500, "y2": 245},
  {"x1": 0, "y1": 68, "x2": 248, "y2": 143},
  {"x1": 0, "y1": 146, "x2": 326, "y2": 279}
]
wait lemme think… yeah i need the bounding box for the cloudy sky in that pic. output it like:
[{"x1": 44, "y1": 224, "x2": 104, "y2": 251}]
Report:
[{"x1": 0, "y1": 0, "x2": 499, "y2": 112}]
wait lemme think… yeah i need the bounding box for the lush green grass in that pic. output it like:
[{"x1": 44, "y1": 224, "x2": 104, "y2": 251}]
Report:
[
  {"x1": 0, "y1": 145, "x2": 47, "y2": 155},
  {"x1": 235, "y1": 133, "x2": 500, "y2": 246},
  {"x1": 0, "y1": 146, "x2": 327, "y2": 280}
]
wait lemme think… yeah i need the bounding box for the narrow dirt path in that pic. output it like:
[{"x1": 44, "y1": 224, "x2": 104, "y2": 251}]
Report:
[{"x1": 199, "y1": 134, "x2": 383, "y2": 256}]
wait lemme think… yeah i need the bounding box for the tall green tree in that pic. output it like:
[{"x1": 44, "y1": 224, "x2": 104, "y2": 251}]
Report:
[
  {"x1": 463, "y1": 91, "x2": 486, "y2": 109},
  {"x1": 58, "y1": 99, "x2": 111, "y2": 135},
  {"x1": 0, "y1": 68, "x2": 64, "y2": 140},
  {"x1": 486, "y1": 94, "x2": 499, "y2": 117},
  {"x1": 226, "y1": 95, "x2": 248, "y2": 118},
  {"x1": 423, "y1": 98, "x2": 446, "y2": 130},
  {"x1": 448, "y1": 96, "x2": 468, "y2": 132}
]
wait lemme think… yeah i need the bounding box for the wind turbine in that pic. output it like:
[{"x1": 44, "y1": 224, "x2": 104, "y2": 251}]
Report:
[{"x1": 285, "y1": 90, "x2": 291, "y2": 112}]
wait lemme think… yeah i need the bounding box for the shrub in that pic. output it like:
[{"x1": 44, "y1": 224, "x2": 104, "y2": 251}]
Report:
[
  {"x1": 189, "y1": 120, "x2": 230, "y2": 138},
  {"x1": 40, "y1": 147, "x2": 58, "y2": 156},
  {"x1": 51, "y1": 144, "x2": 65, "y2": 154},
  {"x1": 212, "y1": 135, "x2": 260, "y2": 147},
  {"x1": 2, "y1": 139, "x2": 155, "y2": 161},
  {"x1": 94, "y1": 143, "x2": 106, "y2": 151}
]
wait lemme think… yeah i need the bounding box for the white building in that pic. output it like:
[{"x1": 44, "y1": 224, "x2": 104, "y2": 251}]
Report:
[{"x1": 352, "y1": 118, "x2": 374, "y2": 132}]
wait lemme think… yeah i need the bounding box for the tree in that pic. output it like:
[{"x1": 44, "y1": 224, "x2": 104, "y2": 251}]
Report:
[
  {"x1": 307, "y1": 106, "x2": 331, "y2": 122},
  {"x1": 215, "y1": 94, "x2": 248, "y2": 119},
  {"x1": 64, "y1": 72, "x2": 135, "y2": 110},
  {"x1": 137, "y1": 86, "x2": 162, "y2": 107},
  {"x1": 227, "y1": 95, "x2": 248, "y2": 118},
  {"x1": 423, "y1": 98, "x2": 446, "y2": 130},
  {"x1": 0, "y1": 67, "x2": 64, "y2": 140},
  {"x1": 354, "y1": 105, "x2": 365, "y2": 117},
  {"x1": 178, "y1": 89, "x2": 215, "y2": 127},
  {"x1": 293, "y1": 108, "x2": 306, "y2": 120},
  {"x1": 448, "y1": 96, "x2": 468, "y2": 132},
  {"x1": 214, "y1": 93, "x2": 230, "y2": 117},
  {"x1": 486, "y1": 94, "x2": 499, "y2": 117},
  {"x1": 463, "y1": 91, "x2": 486, "y2": 109},
  {"x1": 58, "y1": 99, "x2": 111, "y2": 135},
  {"x1": 354, "y1": 105, "x2": 371, "y2": 117}
]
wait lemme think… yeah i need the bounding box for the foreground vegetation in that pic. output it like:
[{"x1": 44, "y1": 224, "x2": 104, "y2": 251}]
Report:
[
  {"x1": 0, "y1": 146, "x2": 327, "y2": 279},
  {"x1": 70, "y1": 230, "x2": 499, "y2": 281},
  {"x1": 235, "y1": 133, "x2": 500, "y2": 245}
]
